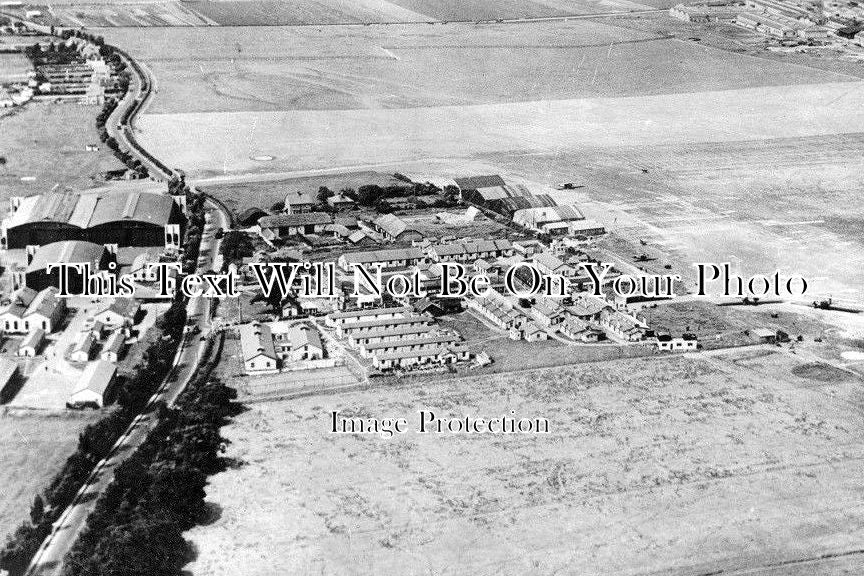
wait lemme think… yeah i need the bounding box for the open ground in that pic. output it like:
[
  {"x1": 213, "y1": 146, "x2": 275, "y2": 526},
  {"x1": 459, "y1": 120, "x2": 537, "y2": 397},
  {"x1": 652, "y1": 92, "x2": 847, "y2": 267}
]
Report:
[
  {"x1": 0, "y1": 411, "x2": 100, "y2": 534},
  {"x1": 32, "y1": 0, "x2": 665, "y2": 28},
  {"x1": 0, "y1": 103, "x2": 124, "y2": 203},
  {"x1": 186, "y1": 351, "x2": 864, "y2": 576}
]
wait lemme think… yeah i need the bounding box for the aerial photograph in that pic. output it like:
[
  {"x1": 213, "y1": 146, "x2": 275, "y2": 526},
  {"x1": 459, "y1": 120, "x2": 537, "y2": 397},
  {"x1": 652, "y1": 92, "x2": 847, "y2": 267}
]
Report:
[{"x1": 0, "y1": 0, "x2": 863, "y2": 574}]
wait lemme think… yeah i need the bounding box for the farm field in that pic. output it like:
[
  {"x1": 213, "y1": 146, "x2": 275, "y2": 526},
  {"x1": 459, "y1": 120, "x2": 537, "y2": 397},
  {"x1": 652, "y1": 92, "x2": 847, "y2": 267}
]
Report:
[
  {"x1": 0, "y1": 103, "x2": 124, "y2": 203},
  {"x1": 0, "y1": 411, "x2": 101, "y2": 534},
  {"x1": 44, "y1": 2, "x2": 213, "y2": 27},
  {"x1": 185, "y1": 352, "x2": 864, "y2": 575}
]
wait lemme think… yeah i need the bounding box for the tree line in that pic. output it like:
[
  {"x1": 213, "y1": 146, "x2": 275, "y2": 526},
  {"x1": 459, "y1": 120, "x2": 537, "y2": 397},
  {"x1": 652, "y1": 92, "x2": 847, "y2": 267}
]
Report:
[
  {"x1": 0, "y1": 188, "x2": 207, "y2": 576},
  {"x1": 62, "y1": 336, "x2": 237, "y2": 576}
]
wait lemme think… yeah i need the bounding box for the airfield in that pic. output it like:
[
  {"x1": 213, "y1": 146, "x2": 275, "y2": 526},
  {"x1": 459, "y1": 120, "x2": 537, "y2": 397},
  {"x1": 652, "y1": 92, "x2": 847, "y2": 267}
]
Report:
[
  {"x1": 53, "y1": 5, "x2": 864, "y2": 574},
  {"x1": 186, "y1": 349, "x2": 864, "y2": 576}
]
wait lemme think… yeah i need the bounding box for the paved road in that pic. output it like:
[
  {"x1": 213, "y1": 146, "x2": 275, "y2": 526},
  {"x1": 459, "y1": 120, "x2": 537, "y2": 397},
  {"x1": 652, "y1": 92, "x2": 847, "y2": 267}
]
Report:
[{"x1": 22, "y1": 30, "x2": 232, "y2": 576}]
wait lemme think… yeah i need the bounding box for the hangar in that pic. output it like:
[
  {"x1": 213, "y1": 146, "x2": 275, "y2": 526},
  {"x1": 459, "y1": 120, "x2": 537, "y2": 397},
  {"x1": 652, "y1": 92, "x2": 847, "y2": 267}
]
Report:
[
  {"x1": 2, "y1": 190, "x2": 185, "y2": 249},
  {"x1": 26, "y1": 240, "x2": 112, "y2": 293}
]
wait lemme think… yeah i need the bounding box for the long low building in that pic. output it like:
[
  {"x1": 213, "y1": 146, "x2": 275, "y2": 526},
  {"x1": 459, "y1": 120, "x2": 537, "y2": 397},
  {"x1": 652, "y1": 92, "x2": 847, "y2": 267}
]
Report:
[
  {"x1": 428, "y1": 239, "x2": 514, "y2": 263},
  {"x1": 337, "y1": 247, "x2": 426, "y2": 272},
  {"x1": 349, "y1": 324, "x2": 434, "y2": 347},
  {"x1": 336, "y1": 314, "x2": 433, "y2": 338},
  {"x1": 359, "y1": 333, "x2": 461, "y2": 358},
  {"x1": 325, "y1": 305, "x2": 414, "y2": 328},
  {"x1": 371, "y1": 344, "x2": 470, "y2": 371},
  {"x1": 2, "y1": 190, "x2": 185, "y2": 249}
]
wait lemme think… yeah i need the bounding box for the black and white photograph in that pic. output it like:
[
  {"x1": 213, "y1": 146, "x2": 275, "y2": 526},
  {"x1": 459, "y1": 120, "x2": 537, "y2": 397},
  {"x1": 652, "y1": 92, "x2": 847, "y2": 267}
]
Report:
[{"x1": 1, "y1": 0, "x2": 864, "y2": 574}]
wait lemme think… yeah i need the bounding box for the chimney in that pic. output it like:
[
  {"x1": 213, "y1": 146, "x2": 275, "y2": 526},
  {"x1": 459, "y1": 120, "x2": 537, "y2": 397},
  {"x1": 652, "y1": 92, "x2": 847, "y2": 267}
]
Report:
[
  {"x1": 25, "y1": 245, "x2": 38, "y2": 265},
  {"x1": 9, "y1": 197, "x2": 22, "y2": 213}
]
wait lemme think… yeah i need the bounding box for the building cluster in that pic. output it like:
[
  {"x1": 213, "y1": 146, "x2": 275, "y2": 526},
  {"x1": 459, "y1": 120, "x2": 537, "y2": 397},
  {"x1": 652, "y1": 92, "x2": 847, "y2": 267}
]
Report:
[
  {"x1": 230, "y1": 172, "x2": 703, "y2": 379},
  {"x1": 0, "y1": 183, "x2": 188, "y2": 410},
  {"x1": 326, "y1": 305, "x2": 467, "y2": 372},
  {"x1": 454, "y1": 175, "x2": 605, "y2": 238},
  {"x1": 670, "y1": 0, "x2": 835, "y2": 42},
  {"x1": 240, "y1": 320, "x2": 326, "y2": 373},
  {"x1": 0, "y1": 34, "x2": 119, "y2": 107}
]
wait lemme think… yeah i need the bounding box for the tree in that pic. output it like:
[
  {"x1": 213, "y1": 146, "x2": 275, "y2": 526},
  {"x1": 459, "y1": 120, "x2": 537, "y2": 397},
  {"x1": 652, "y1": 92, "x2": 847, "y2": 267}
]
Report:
[
  {"x1": 316, "y1": 186, "x2": 333, "y2": 206},
  {"x1": 357, "y1": 184, "x2": 383, "y2": 207},
  {"x1": 29, "y1": 495, "x2": 44, "y2": 525}
]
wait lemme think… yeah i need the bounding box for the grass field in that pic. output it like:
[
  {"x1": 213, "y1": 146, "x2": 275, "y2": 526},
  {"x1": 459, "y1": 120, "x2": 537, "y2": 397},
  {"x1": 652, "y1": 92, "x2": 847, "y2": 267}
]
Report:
[
  {"x1": 0, "y1": 103, "x2": 125, "y2": 203},
  {"x1": 0, "y1": 52, "x2": 30, "y2": 83},
  {"x1": 0, "y1": 411, "x2": 101, "y2": 534},
  {"x1": 100, "y1": 22, "x2": 851, "y2": 115},
  {"x1": 34, "y1": 0, "x2": 659, "y2": 27},
  {"x1": 185, "y1": 352, "x2": 864, "y2": 575}
]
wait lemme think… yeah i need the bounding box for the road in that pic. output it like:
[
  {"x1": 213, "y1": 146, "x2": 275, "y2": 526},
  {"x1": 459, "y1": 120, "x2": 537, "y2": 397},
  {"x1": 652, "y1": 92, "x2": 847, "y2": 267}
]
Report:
[{"x1": 22, "y1": 29, "x2": 232, "y2": 576}]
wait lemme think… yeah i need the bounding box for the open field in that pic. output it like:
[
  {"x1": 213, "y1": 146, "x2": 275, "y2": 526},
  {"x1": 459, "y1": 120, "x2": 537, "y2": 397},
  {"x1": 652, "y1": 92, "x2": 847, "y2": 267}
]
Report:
[
  {"x1": 185, "y1": 351, "x2": 864, "y2": 575},
  {"x1": 0, "y1": 52, "x2": 30, "y2": 83},
  {"x1": 98, "y1": 22, "x2": 853, "y2": 115},
  {"x1": 0, "y1": 411, "x2": 101, "y2": 534},
  {"x1": 31, "y1": 0, "x2": 660, "y2": 27},
  {"x1": 0, "y1": 103, "x2": 125, "y2": 202},
  {"x1": 46, "y1": 2, "x2": 214, "y2": 27}
]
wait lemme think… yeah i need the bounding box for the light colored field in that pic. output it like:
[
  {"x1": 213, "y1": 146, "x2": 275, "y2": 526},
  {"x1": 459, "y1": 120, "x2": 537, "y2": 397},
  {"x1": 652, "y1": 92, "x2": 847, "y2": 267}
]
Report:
[
  {"x1": 186, "y1": 352, "x2": 864, "y2": 575},
  {"x1": 0, "y1": 411, "x2": 100, "y2": 534},
  {"x1": 48, "y1": 2, "x2": 214, "y2": 27},
  {"x1": 136, "y1": 81, "x2": 864, "y2": 177},
  {"x1": 0, "y1": 52, "x2": 31, "y2": 82},
  {"x1": 0, "y1": 103, "x2": 125, "y2": 202},
  {"x1": 35, "y1": 0, "x2": 657, "y2": 26},
  {"x1": 99, "y1": 23, "x2": 851, "y2": 115}
]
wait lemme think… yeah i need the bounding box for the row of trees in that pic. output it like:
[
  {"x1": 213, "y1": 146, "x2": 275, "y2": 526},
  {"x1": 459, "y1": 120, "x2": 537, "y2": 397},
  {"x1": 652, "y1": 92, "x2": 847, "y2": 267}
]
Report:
[
  {"x1": 62, "y1": 337, "x2": 237, "y2": 576},
  {"x1": 0, "y1": 190, "x2": 207, "y2": 576},
  {"x1": 0, "y1": 298, "x2": 186, "y2": 575}
]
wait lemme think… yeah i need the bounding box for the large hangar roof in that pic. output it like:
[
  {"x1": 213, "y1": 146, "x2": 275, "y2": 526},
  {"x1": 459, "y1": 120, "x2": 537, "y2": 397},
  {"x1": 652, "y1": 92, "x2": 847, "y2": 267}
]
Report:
[{"x1": 7, "y1": 191, "x2": 176, "y2": 230}]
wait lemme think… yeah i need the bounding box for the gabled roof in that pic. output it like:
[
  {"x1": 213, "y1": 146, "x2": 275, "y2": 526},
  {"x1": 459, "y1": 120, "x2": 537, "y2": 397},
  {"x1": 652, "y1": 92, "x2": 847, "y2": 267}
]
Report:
[
  {"x1": 513, "y1": 205, "x2": 585, "y2": 228},
  {"x1": 24, "y1": 287, "x2": 62, "y2": 319},
  {"x1": 341, "y1": 314, "x2": 432, "y2": 331},
  {"x1": 239, "y1": 322, "x2": 277, "y2": 361},
  {"x1": 283, "y1": 190, "x2": 316, "y2": 206},
  {"x1": 567, "y1": 296, "x2": 609, "y2": 317},
  {"x1": 27, "y1": 241, "x2": 106, "y2": 273},
  {"x1": 0, "y1": 357, "x2": 17, "y2": 385},
  {"x1": 103, "y1": 330, "x2": 125, "y2": 354},
  {"x1": 453, "y1": 175, "x2": 505, "y2": 190},
  {"x1": 532, "y1": 252, "x2": 567, "y2": 272},
  {"x1": 374, "y1": 214, "x2": 419, "y2": 239},
  {"x1": 340, "y1": 247, "x2": 424, "y2": 265},
  {"x1": 363, "y1": 333, "x2": 460, "y2": 352},
  {"x1": 350, "y1": 324, "x2": 434, "y2": 341},
  {"x1": 73, "y1": 333, "x2": 96, "y2": 353},
  {"x1": 329, "y1": 305, "x2": 413, "y2": 320},
  {"x1": 431, "y1": 239, "x2": 512, "y2": 258},
  {"x1": 259, "y1": 213, "x2": 332, "y2": 229},
  {"x1": 19, "y1": 328, "x2": 45, "y2": 351},
  {"x1": 6, "y1": 190, "x2": 176, "y2": 231},
  {"x1": 73, "y1": 360, "x2": 116, "y2": 396},
  {"x1": 100, "y1": 297, "x2": 139, "y2": 319},
  {"x1": 286, "y1": 323, "x2": 322, "y2": 350}
]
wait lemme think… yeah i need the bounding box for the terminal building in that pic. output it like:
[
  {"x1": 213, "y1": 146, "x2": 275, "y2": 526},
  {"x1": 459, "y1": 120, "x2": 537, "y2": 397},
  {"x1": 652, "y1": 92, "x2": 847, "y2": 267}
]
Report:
[{"x1": 1, "y1": 190, "x2": 185, "y2": 250}]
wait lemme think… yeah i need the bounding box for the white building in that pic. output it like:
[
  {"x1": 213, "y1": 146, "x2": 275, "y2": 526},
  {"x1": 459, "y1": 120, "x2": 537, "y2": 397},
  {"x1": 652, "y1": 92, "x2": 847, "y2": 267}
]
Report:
[{"x1": 68, "y1": 361, "x2": 116, "y2": 408}]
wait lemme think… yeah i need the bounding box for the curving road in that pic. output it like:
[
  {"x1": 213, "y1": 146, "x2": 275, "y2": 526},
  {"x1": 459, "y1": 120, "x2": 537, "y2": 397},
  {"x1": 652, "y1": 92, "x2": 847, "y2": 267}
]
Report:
[{"x1": 21, "y1": 27, "x2": 232, "y2": 576}]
